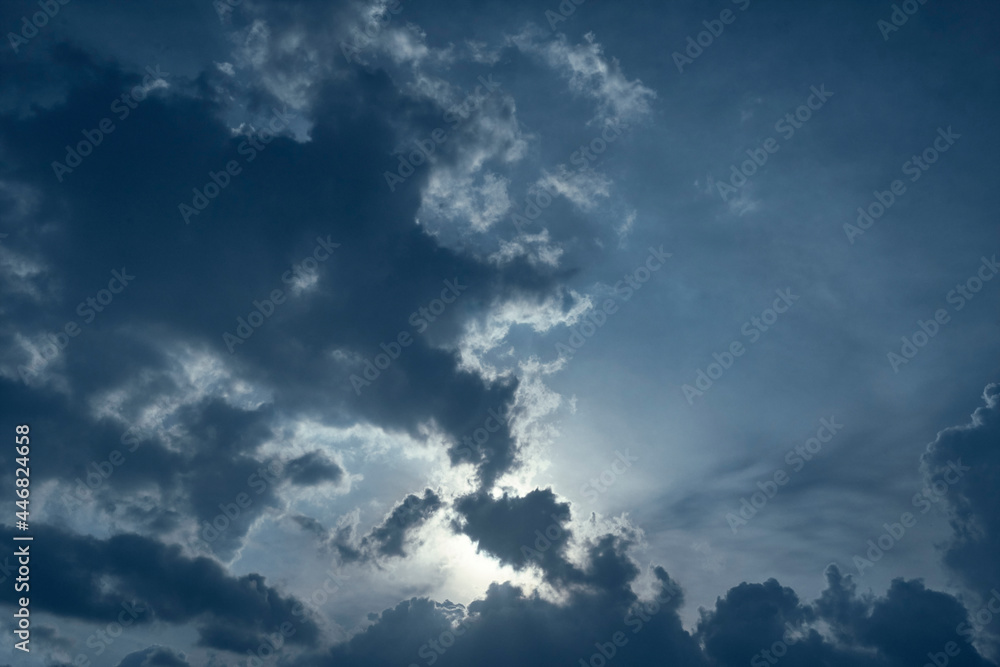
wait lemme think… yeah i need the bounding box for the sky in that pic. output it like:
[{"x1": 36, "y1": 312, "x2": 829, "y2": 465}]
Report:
[{"x1": 0, "y1": 0, "x2": 999, "y2": 665}]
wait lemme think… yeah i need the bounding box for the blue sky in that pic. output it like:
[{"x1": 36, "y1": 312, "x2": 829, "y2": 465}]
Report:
[{"x1": 0, "y1": 0, "x2": 999, "y2": 665}]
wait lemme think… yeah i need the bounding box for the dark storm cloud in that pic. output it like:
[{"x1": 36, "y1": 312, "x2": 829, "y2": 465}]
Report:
[
  {"x1": 179, "y1": 400, "x2": 286, "y2": 559},
  {"x1": 0, "y1": 377, "x2": 284, "y2": 560},
  {"x1": 296, "y1": 542, "x2": 705, "y2": 667},
  {"x1": 921, "y1": 384, "x2": 1000, "y2": 593},
  {"x1": 0, "y1": 33, "x2": 560, "y2": 504},
  {"x1": 363, "y1": 488, "x2": 443, "y2": 558},
  {"x1": 115, "y1": 646, "x2": 191, "y2": 667},
  {"x1": 291, "y1": 512, "x2": 364, "y2": 563},
  {"x1": 292, "y1": 489, "x2": 443, "y2": 562},
  {"x1": 306, "y1": 559, "x2": 998, "y2": 667},
  {"x1": 697, "y1": 566, "x2": 997, "y2": 667},
  {"x1": 283, "y1": 450, "x2": 343, "y2": 486},
  {"x1": 860, "y1": 579, "x2": 990, "y2": 666},
  {"x1": 291, "y1": 513, "x2": 329, "y2": 540},
  {"x1": 8, "y1": 523, "x2": 321, "y2": 653},
  {"x1": 0, "y1": 391, "x2": 286, "y2": 559},
  {"x1": 444, "y1": 401, "x2": 522, "y2": 491},
  {"x1": 329, "y1": 522, "x2": 365, "y2": 564},
  {"x1": 453, "y1": 488, "x2": 581, "y2": 583},
  {"x1": 452, "y1": 488, "x2": 669, "y2": 599},
  {"x1": 0, "y1": 27, "x2": 550, "y2": 560},
  {"x1": 697, "y1": 578, "x2": 815, "y2": 666},
  {"x1": 0, "y1": 373, "x2": 179, "y2": 496}
]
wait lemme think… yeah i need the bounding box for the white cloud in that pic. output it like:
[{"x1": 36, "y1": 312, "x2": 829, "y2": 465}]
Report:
[
  {"x1": 422, "y1": 171, "x2": 513, "y2": 233},
  {"x1": 465, "y1": 39, "x2": 503, "y2": 65},
  {"x1": 512, "y1": 29, "x2": 656, "y2": 124},
  {"x1": 495, "y1": 356, "x2": 569, "y2": 494},
  {"x1": 615, "y1": 209, "x2": 636, "y2": 248},
  {"x1": 414, "y1": 92, "x2": 530, "y2": 239},
  {"x1": 538, "y1": 165, "x2": 612, "y2": 212},
  {"x1": 380, "y1": 24, "x2": 434, "y2": 64},
  {"x1": 489, "y1": 229, "x2": 564, "y2": 268},
  {"x1": 229, "y1": 18, "x2": 319, "y2": 112},
  {"x1": 457, "y1": 289, "x2": 592, "y2": 380}
]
